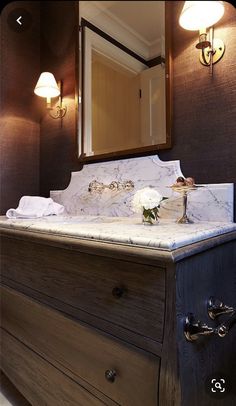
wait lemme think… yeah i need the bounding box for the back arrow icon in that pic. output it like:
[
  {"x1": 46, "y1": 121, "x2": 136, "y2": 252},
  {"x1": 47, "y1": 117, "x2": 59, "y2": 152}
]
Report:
[{"x1": 16, "y1": 16, "x2": 22, "y2": 25}]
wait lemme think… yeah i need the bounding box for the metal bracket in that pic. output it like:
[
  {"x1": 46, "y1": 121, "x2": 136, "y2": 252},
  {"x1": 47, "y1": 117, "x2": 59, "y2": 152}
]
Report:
[
  {"x1": 200, "y1": 38, "x2": 225, "y2": 66},
  {"x1": 184, "y1": 296, "x2": 236, "y2": 342},
  {"x1": 207, "y1": 296, "x2": 234, "y2": 320}
]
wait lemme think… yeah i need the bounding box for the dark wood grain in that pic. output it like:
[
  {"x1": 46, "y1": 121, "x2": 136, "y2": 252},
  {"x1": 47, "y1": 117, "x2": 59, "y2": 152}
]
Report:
[
  {"x1": 1, "y1": 226, "x2": 235, "y2": 265},
  {"x1": 175, "y1": 239, "x2": 236, "y2": 406},
  {"x1": 1, "y1": 227, "x2": 236, "y2": 405},
  {"x1": 159, "y1": 263, "x2": 181, "y2": 406},
  {"x1": 1, "y1": 285, "x2": 160, "y2": 406},
  {"x1": 1, "y1": 235, "x2": 165, "y2": 343},
  {"x1": 0, "y1": 371, "x2": 31, "y2": 406},
  {"x1": 1, "y1": 328, "x2": 105, "y2": 406},
  {"x1": 2, "y1": 274, "x2": 162, "y2": 358}
]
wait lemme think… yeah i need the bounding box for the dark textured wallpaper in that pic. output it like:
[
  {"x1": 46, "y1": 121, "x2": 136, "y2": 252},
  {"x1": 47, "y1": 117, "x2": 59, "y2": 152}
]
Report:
[
  {"x1": 1, "y1": 1, "x2": 235, "y2": 219},
  {"x1": 0, "y1": 1, "x2": 40, "y2": 214},
  {"x1": 158, "y1": 1, "x2": 236, "y2": 218},
  {"x1": 39, "y1": 1, "x2": 236, "y2": 219},
  {"x1": 159, "y1": 2, "x2": 236, "y2": 183},
  {"x1": 39, "y1": 1, "x2": 81, "y2": 197}
]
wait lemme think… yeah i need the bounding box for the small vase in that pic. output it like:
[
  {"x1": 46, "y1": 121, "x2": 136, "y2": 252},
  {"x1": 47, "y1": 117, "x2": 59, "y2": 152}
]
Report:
[{"x1": 142, "y1": 207, "x2": 159, "y2": 225}]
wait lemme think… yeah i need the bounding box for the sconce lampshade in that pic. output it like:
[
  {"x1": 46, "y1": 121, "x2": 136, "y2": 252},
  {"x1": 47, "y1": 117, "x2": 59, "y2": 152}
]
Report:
[
  {"x1": 34, "y1": 72, "x2": 60, "y2": 98},
  {"x1": 179, "y1": 1, "x2": 225, "y2": 30}
]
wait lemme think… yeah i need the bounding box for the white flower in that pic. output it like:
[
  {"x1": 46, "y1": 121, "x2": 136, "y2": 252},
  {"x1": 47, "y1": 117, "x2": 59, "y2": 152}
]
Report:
[{"x1": 132, "y1": 187, "x2": 163, "y2": 212}]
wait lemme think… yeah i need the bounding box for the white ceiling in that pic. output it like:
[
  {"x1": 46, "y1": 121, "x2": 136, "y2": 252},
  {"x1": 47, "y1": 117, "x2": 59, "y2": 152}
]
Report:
[
  {"x1": 80, "y1": 1, "x2": 165, "y2": 59},
  {"x1": 96, "y1": 1, "x2": 164, "y2": 44}
]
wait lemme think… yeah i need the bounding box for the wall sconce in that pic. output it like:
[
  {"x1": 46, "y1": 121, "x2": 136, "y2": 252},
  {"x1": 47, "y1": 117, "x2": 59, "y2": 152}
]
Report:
[
  {"x1": 179, "y1": 1, "x2": 225, "y2": 71},
  {"x1": 34, "y1": 72, "x2": 67, "y2": 119}
]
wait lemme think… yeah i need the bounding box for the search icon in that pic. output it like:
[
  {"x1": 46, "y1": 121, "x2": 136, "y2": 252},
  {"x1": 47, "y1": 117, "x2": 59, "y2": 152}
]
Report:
[
  {"x1": 210, "y1": 378, "x2": 226, "y2": 394},
  {"x1": 205, "y1": 373, "x2": 230, "y2": 399},
  {"x1": 214, "y1": 381, "x2": 222, "y2": 390}
]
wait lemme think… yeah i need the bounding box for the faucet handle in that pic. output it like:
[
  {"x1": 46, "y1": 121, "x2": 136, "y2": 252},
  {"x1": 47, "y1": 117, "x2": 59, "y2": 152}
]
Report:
[
  {"x1": 123, "y1": 180, "x2": 134, "y2": 191},
  {"x1": 207, "y1": 296, "x2": 235, "y2": 320},
  {"x1": 88, "y1": 180, "x2": 104, "y2": 193},
  {"x1": 109, "y1": 181, "x2": 119, "y2": 191},
  {"x1": 88, "y1": 179, "x2": 134, "y2": 193}
]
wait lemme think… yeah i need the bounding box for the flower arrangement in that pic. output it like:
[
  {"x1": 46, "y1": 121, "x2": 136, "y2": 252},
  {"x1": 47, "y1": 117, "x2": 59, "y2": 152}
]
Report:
[{"x1": 132, "y1": 187, "x2": 167, "y2": 225}]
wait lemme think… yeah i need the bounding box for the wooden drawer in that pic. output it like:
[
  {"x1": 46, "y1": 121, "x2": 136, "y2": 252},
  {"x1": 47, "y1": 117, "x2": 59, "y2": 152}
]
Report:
[
  {"x1": 1, "y1": 329, "x2": 105, "y2": 406},
  {"x1": 1, "y1": 286, "x2": 160, "y2": 406},
  {"x1": 1, "y1": 236, "x2": 165, "y2": 343}
]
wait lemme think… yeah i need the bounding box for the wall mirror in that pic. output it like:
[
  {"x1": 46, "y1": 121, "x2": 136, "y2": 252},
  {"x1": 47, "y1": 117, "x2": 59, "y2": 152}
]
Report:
[{"x1": 78, "y1": 1, "x2": 172, "y2": 162}]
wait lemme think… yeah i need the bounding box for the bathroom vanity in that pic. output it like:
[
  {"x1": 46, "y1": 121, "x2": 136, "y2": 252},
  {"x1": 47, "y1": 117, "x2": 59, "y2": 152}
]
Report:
[{"x1": 1, "y1": 216, "x2": 236, "y2": 406}]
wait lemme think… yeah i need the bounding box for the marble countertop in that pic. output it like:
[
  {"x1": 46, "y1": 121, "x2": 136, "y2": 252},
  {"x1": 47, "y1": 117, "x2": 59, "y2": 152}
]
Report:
[{"x1": 0, "y1": 215, "x2": 235, "y2": 252}]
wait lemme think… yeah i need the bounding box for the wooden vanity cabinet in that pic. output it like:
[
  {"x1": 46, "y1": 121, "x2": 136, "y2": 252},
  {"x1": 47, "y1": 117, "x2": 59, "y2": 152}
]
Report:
[{"x1": 1, "y1": 228, "x2": 236, "y2": 406}]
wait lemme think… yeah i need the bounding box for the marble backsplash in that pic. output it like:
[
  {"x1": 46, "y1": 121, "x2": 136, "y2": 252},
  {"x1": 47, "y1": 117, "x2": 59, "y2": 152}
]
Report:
[{"x1": 51, "y1": 155, "x2": 234, "y2": 222}]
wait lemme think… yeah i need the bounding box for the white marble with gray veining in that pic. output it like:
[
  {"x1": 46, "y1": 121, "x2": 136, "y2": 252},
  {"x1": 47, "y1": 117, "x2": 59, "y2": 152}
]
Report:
[
  {"x1": 0, "y1": 215, "x2": 235, "y2": 251},
  {"x1": 50, "y1": 155, "x2": 234, "y2": 222}
]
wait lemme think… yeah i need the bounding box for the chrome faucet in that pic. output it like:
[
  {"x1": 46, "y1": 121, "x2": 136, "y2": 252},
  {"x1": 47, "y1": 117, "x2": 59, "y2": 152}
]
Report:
[{"x1": 88, "y1": 180, "x2": 134, "y2": 193}]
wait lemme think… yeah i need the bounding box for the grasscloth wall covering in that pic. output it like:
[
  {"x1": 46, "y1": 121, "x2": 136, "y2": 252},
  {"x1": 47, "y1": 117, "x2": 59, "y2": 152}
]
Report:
[
  {"x1": 0, "y1": 1, "x2": 40, "y2": 214},
  {"x1": 158, "y1": 1, "x2": 236, "y2": 218},
  {"x1": 40, "y1": 1, "x2": 81, "y2": 197},
  {"x1": 1, "y1": 2, "x2": 235, "y2": 218},
  {"x1": 39, "y1": 1, "x2": 236, "y2": 218}
]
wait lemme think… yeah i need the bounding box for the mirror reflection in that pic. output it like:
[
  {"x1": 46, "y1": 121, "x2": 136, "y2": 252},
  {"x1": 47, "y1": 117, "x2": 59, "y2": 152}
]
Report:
[{"x1": 79, "y1": 1, "x2": 171, "y2": 160}]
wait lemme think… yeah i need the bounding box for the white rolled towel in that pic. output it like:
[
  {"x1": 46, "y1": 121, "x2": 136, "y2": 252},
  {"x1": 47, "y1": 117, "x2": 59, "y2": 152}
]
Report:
[{"x1": 6, "y1": 196, "x2": 65, "y2": 219}]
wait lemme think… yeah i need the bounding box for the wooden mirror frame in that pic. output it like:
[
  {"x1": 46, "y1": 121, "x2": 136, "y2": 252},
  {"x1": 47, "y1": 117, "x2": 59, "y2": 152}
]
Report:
[{"x1": 77, "y1": 1, "x2": 172, "y2": 163}]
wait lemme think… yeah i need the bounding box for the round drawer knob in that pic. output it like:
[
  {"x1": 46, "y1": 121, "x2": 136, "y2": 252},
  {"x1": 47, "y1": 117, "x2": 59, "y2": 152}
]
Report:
[
  {"x1": 112, "y1": 287, "x2": 124, "y2": 298},
  {"x1": 105, "y1": 369, "x2": 117, "y2": 383}
]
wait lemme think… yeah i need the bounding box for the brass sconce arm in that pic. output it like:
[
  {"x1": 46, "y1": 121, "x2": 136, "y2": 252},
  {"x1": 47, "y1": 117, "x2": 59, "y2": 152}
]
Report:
[
  {"x1": 198, "y1": 27, "x2": 225, "y2": 73},
  {"x1": 34, "y1": 72, "x2": 67, "y2": 119},
  {"x1": 46, "y1": 81, "x2": 67, "y2": 119},
  {"x1": 179, "y1": 1, "x2": 225, "y2": 75}
]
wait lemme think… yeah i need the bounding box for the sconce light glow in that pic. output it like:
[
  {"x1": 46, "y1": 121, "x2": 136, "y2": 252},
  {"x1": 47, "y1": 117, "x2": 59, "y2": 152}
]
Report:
[
  {"x1": 179, "y1": 1, "x2": 225, "y2": 31},
  {"x1": 178, "y1": 1, "x2": 225, "y2": 71},
  {"x1": 34, "y1": 72, "x2": 67, "y2": 119},
  {"x1": 34, "y1": 72, "x2": 60, "y2": 98}
]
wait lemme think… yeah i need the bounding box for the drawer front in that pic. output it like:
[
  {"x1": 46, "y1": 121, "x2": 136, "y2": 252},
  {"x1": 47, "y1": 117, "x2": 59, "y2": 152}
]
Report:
[
  {"x1": 1, "y1": 286, "x2": 160, "y2": 406},
  {"x1": 1, "y1": 328, "x2": 105, "y2": 406},
  {"x1": 1, "y1": 236, "x2": 165, "y2": 342}
]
